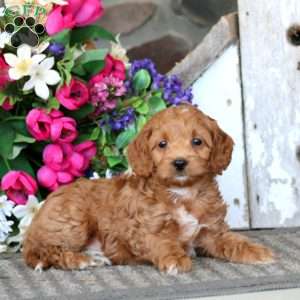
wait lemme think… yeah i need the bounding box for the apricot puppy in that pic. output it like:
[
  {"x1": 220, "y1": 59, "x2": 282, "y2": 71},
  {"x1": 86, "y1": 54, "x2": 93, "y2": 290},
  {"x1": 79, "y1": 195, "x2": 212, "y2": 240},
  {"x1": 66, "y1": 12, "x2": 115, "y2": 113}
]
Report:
[{"x1": 23, "y1": 105, "x2": 274, "y2": 273}]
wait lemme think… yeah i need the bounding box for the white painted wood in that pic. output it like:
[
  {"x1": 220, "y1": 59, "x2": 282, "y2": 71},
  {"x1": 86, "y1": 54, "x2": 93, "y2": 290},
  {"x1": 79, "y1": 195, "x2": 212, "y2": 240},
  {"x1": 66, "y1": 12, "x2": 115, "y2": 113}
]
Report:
[
  {"x1": 239, "y1": 0, "x2": 300, "y2": 228},
  {"x1": 192, "y1": 45, "x2": 249, "y2": 229}
]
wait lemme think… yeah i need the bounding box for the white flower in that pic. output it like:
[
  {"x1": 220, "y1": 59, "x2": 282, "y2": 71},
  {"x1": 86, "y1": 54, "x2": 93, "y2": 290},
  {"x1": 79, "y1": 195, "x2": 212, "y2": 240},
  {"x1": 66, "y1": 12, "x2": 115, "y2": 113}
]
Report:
[
  {"x1": 4, "y1": 44, "x2": 46, "y2": 80},
  {"x1": 110, "y1": 36, "x2": 129, "y2": 64},
  {"x1": 8, "y1": 195, "x2": 44, "y2": 247},
  {"x1": 37, "y1": 0, "x2": 68, "y2": 5},
  {"x1": 0, "y1": 31, "x2": 11, "y2": 49},
  {"x1": 0, "y1": 195, "x2": 14, "y2": 218},
  {"x1": 0, "y1": 244, "x2": 8, "y2": 253},
  {"x1": 23, "y1": 57, "x2": 61, "y2": 100},
  {"x1": 33, "y1": 41, "x2": 50, "y2": 55},
  {"x1": 0, "y1": 7, "x2": 5, "y2": 17},
  {"x1": 90, "y1": 171, "x2": 101, "y2": 180},
  {"x1": 0, "y1": 214, "x2": 14, "y2": 243}
]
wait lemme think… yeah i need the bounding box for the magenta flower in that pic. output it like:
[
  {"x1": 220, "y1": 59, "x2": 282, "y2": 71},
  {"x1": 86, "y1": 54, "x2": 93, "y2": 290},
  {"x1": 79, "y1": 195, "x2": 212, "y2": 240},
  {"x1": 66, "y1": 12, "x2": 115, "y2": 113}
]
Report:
[
  {"x1": 0, "y1": 55, "x2": 10, "y2": 89},
  {"x1": 90, "y1": 75, "x2": 126, "y2": 115},
  {"x1": 50, "y1": 117, "x2": 78, "y2": 143},
  {"x1": 49, "y1": 109, "x2": 64, "y2": 119},
  {"x1": 74, "y1": 140, "x2": 97, "y2": 169},
  {"x1": 1, "y1": 171, "x2": 38, "y2": 205},
  {"x1": 1, "y1": 98, "x2": 13, "y2": 111},
  {"x1": 37, "y1": 166, "x2": 74, "y2": 191},
  {"x1": 46, "y1": 0, "x2": 104, "y2": 36},
  {"x1": 43, "y1": 143, "x2": 72, "y2": 171},
  {"x1": 26, "y1": 108, "x2": 52, "y2": 141},
  {"x1": 56, "y1": 78, "x2": 89, "y2": 110}
]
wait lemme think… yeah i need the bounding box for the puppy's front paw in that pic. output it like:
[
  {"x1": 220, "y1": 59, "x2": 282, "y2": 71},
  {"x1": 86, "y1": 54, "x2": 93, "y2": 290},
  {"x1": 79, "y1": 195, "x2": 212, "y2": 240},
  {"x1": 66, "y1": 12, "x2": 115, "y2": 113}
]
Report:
[
  {"x1": 232, "y1": 242, "x2": 275, "y2": 264},
  {"x1": 159, "y1": 255, "x2": 192, "y2": 275}
]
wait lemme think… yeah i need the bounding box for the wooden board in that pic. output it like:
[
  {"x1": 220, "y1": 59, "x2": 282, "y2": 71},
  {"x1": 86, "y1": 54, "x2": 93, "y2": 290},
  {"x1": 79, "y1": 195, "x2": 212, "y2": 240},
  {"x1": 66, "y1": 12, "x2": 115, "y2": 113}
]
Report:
[
  {"x1": 192, "y1": 45, "x2": 249, "y2": 229},
  {"x1": 239, "y1": 0, "x2": 300, "y2": 227}
]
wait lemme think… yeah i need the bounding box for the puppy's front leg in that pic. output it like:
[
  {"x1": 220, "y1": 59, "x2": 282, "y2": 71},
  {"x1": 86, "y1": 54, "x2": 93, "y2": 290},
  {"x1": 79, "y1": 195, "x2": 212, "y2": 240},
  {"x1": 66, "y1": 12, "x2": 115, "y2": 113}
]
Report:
[
  {"x1": 145, "y1": 234, "x2": 192, "y2": 275},
  {"x1": 196, "y1": 228, "x2": 274, "y2": 264}
]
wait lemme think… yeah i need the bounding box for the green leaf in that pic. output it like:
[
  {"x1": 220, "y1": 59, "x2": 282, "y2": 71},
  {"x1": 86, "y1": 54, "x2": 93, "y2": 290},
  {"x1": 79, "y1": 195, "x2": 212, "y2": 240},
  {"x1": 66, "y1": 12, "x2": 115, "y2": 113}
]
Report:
[
  {"x1": 70, "y1": 25, "x2": 116, "y2": 45},
  {"x1": 0, "y1": 123, "x2": 15, "y2": 158},
  {"x1": 0, "y1": 91, "x2": 7, "y2": 106},
  {"x1": 148, "y1": 96, "x2": 167, "y2": 115},
  {"x1": 90, "y1": 127, "x2": 100, "y2": 141},
  {"x1": 10, "y1": 152, "x2": 35, "y2": 177},
  {"x1": 103, "y1": 146, "x2": 115, "y2": 156},
  {"x1": 136, "y1": 115, "x2": 147, "y2": 132},
  {"x1": 14, "y1": 133, "x2": 35, "y2": 144},
  {"x1": 107, "y1": 156, "x2": 123, "y2": 168},
  {"x1": 133, "y1": 69, "x2": 151, "y2": 92},
  {"x1": 7, "y1": 143, "x2": 27, "y2": 160},
  {"x1": 5, "y1": 119, "x2": 28, "y2": 136},
  {"x1": 0, "y1": 157, "x2": 9, "y2": 178},
  {"x1": 115, "y1": 126, "x2": 136, "y2": 149},
  {"x1": 136, "y1": 102, "x2": 149, "y2": 115},
  {"x1": 51, "y1": 30, "x2": 71, "y2": 45},
  {"x1": 66, "y1": 104, "x2": 95, "y2": 120},
  {"x1": 75, "y1": 49, "x2": 107, "y2": 65},
  {"x1": 47, "y1": 97, "x2": 60, "y2": 111}
]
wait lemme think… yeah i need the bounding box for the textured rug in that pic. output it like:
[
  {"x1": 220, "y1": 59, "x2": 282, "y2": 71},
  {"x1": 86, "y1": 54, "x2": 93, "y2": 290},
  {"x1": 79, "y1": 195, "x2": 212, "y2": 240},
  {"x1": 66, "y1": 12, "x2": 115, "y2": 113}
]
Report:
[{"x1": 1, "y1": 229, "x2": 300, "y2": 300}]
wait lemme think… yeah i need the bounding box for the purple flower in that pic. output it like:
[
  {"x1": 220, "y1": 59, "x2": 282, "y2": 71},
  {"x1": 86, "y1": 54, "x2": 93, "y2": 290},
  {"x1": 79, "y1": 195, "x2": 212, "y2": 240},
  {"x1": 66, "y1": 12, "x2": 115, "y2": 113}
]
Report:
[
  {"x1": 101, "y1": 108, "x2": 136, "y2": 132},
  {"x1": 90, "y1": 75, "x2": 126, "y2": 115},
  {"x1": 129, "y1": 59, "x2": 158, "y2": 79},
  {"x1": 48, "y1": 42, "x2": 65, "y2": 58},
  {"x1": 128, "y1": 59, "x2": 193, "y2": 105}
]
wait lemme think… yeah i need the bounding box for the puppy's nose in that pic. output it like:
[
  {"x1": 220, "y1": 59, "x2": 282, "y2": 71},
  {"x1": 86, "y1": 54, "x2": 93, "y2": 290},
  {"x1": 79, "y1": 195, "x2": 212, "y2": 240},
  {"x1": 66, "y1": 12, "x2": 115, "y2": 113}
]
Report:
[{"x1": 172, "y1": 159, "x2": 188, "y2": 171}]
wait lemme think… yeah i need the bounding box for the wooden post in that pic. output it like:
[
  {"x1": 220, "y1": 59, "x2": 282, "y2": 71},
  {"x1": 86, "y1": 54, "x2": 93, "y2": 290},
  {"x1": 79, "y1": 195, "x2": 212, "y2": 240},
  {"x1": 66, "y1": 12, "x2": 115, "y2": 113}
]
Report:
[{"x1": 239, "y1": 0, "x2": 300, "y2": 227}]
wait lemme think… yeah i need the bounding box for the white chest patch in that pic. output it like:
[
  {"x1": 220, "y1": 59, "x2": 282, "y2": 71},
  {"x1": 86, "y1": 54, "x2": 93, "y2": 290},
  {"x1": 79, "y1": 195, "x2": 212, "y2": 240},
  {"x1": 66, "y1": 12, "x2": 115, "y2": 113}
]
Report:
[
  {"x1": 168, "y1": 187, "x2": 192, "y2": 202},
  {"x1": 175, "y1": 206, "x2": 208, "y2": 242}
]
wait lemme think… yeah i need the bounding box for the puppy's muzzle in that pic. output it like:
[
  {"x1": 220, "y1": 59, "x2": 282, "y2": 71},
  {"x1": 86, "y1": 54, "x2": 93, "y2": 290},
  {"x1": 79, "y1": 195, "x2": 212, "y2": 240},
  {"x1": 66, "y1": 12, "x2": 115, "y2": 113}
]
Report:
[{"x1": 172, "y1": 159, "x2": 188, "y2": 171}]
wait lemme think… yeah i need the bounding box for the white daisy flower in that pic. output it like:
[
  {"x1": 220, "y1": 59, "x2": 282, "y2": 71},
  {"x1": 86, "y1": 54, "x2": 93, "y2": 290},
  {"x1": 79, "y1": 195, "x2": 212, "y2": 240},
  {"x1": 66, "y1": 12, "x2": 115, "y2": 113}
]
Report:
[
  {"x1": 8, "y1": 195, "x2": 44, "y2": 247},
  {"x1": 0, "y1": 31, "x2": 11, "y2": 49},
  {"x1": 0, "y1": 214, "x2": 14, "y2": 243},
  {"x1": 23, "y1": 57, "x2": 61, "y2": 100},
  {"x1": 0, "y1": 244, "x2": 8, "y2": 253},
  {"x1": 4, "y1": 44, "x2": 46, "y2": 80},
  {"x1": 0, "y1": 195, "x2": 14, "y2": 218}
]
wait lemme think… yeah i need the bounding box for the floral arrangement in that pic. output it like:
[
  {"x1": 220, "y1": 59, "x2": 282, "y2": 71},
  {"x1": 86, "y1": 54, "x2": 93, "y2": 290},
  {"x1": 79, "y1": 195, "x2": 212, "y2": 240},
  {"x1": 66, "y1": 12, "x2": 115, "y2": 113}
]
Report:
[{"x1": 0, "y1": 0, "x2": 193, "y2": 252}]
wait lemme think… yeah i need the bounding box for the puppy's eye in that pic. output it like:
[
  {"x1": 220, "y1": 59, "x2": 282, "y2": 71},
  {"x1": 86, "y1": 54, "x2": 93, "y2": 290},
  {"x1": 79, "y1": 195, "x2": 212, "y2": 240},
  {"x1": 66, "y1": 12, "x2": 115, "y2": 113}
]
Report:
[
  {"x1": 192, "y1": 138, "x2": 202, "y2": 146},
  {"x1": 158, "y1": 140, "x2": 168, "y2": 148}
]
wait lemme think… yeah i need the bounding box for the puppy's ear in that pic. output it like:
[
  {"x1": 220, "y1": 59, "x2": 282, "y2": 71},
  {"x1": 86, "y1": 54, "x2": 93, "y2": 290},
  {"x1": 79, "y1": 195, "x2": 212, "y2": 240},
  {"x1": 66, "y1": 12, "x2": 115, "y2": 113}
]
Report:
[
  {"x1": 209, "y1": 119, "x2": 234, "y2": 175},
  {"x1": 127, "y1": 125, "x2": 153, "y2": 177}
]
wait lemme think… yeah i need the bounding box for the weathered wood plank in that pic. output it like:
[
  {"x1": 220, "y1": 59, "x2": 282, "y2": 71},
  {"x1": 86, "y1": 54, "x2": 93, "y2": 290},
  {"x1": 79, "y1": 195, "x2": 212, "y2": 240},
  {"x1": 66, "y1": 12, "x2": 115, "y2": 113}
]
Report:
[
  {"x1": 169, "y1": 13, "x2": 238, "y2": 87},
  {"x1": 192, "y1": 45, "x2": 249, "y2": 229},
  {"x1": 239, "y1": 0, "x2": 300, "y2": 227}
]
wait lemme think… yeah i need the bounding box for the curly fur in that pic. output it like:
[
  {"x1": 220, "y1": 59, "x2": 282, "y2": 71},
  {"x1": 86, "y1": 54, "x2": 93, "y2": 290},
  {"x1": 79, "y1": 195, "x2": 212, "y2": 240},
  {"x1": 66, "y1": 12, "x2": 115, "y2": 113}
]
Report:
[{"x1": 23, "y1": 105, "x2": 274, "y2": 273}]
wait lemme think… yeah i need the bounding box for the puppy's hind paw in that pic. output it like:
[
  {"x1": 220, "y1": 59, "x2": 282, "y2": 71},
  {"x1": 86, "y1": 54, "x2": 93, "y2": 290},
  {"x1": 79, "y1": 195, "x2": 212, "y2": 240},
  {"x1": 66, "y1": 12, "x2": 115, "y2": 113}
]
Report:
[
  {"x1": 85, "y1": 250, "x2": 112, "y2": 267},
  {"x1": 34, "y1": 262, "x2": 44, "y2": 273}
]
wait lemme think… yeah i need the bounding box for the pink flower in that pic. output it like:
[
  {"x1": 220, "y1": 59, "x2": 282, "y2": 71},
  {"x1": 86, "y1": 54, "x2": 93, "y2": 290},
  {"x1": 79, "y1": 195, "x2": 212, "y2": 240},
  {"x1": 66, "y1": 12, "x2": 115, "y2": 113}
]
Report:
[
  {"x1": 90, "y1": 75, "x2": 126, "y2": 114},
  {"x1": 37, "y1": 166, "x2": 74, "y2": 191},
  {"x1": 26, "y1": 108, "x2": 52, "y2": 141},
  {"x1": 0, "y1": 55, "x2": 10, "y2": 89},
  {"x1": 49, "y1": 109, "x2": 64, "y2": 119},
  {"x1": 46, "y1": 0, "x2": 104, "y2": 35},
  {"x1": 69, "y1": 151, "x2": 86, "y2": 176},
  {"x1": 74, "y1": 140, "x2": 97, "y2": 169},
  {"x1": 43, "y1": 143, "x2": 73, "y2": 171},
  {"x1": 50, "y1": 117, "x2": 78, "y2": 143},
  {"x1": 90, "y1": 55, "x2": 126, "y2": 84},
  {"x1": 1, "y1": 98, "x2": 13, "y2": 111},
  {"x1": 56, "y1": 79, "x2": 89, "y2": 110},
  {"x1": 1, "y1": 171, "x2": 38, "y2": 205}
]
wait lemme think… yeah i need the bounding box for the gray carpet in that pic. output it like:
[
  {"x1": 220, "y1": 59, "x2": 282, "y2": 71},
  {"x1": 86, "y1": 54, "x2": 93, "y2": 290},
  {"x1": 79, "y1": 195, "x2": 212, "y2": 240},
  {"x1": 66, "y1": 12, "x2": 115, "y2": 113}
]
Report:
[{"x1": 1, "y1": 229, "x2": 300, "y2": 300}]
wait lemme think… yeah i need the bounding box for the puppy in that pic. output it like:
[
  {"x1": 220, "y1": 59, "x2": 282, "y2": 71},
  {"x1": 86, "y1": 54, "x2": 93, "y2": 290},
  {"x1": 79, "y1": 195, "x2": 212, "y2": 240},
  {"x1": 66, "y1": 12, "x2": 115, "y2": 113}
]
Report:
[{"x1": 23, "y1": 105, "x2": 274, "y2": 273}]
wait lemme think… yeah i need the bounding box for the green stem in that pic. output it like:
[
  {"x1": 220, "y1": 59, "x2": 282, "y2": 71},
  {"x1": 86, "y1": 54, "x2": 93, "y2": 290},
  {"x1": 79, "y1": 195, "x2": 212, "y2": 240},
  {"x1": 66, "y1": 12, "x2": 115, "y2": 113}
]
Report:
[
  {"x1": 3, "y1": 158, "x2": 11, "y2": 171},
  {"x1": 2, "y1": 116, "x2": 26, "y2": 122}
]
